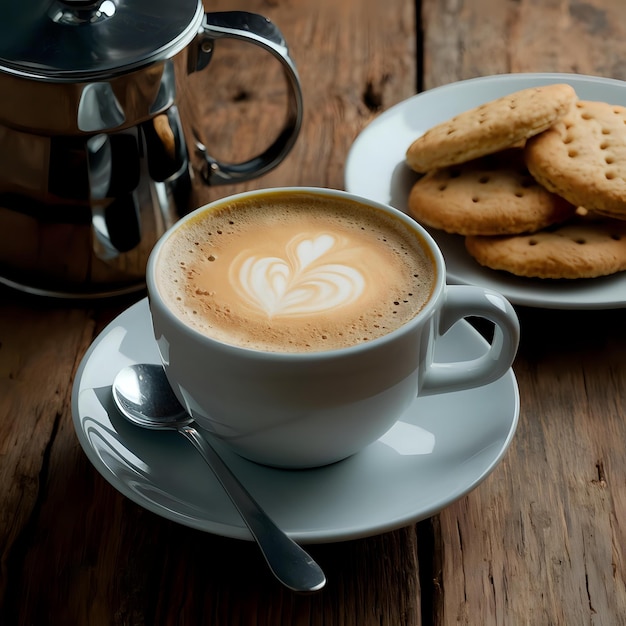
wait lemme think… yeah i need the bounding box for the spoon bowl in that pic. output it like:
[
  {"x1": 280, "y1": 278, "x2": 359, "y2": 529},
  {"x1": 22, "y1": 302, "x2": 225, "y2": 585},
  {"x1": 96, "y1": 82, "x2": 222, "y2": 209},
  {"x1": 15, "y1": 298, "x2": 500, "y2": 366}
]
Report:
[
  {"x1": 113, "y1": 363, "x2": 191, "y2": 428},
  {"x1": 112, "y1": 363, "x2": 326, "y2": 593}
]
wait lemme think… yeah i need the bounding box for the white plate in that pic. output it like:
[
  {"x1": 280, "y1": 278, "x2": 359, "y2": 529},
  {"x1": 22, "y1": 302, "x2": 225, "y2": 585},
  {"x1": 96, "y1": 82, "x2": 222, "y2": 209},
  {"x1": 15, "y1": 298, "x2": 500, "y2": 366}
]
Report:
[
  {"x1": 71, "y1": 299, "x2": 519, "y2": 544},
  {"x1": 345, "y1": 72, "x2": 626, "y2": 309}
]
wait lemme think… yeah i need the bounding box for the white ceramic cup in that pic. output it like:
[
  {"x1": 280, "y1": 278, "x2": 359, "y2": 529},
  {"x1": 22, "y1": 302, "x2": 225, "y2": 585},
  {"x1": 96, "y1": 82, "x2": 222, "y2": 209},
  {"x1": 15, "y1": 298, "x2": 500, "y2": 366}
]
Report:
[{"x1": 147, "y1": 187, "x2": 520, "y2": 468}]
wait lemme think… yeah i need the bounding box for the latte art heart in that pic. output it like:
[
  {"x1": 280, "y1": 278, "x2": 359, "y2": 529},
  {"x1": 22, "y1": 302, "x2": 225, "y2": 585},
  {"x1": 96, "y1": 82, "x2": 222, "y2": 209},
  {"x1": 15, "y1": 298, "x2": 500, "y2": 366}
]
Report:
[
  {"x1": 232, "y1": 234, "x2": 366, "y2": 317},
  {"x1": 159, "y1": 193, "x2": 436, "y2": 352}
]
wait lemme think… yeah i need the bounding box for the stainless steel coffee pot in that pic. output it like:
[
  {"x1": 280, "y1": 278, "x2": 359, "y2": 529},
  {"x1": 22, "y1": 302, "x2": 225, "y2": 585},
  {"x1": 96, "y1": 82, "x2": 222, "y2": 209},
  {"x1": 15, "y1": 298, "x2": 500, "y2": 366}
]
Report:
[{"x1": 0, "y1": 0, "x2": 303, "y2": 298}]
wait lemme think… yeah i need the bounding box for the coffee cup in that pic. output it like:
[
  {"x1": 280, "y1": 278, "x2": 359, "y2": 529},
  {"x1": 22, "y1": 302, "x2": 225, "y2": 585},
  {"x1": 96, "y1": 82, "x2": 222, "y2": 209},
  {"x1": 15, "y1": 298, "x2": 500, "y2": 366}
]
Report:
[{"x1": 147, "y1": 187, "x2": 520, "y2": 468}]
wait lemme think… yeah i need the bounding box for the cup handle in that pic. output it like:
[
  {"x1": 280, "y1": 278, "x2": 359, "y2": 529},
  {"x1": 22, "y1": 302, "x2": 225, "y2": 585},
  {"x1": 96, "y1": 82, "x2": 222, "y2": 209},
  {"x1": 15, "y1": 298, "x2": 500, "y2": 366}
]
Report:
[
  {"x1": 190, "y1": 11, "x2": 303, "y2": 185},
  {"x1": 420, "y1": 285, "x2": 520, "y2": 395}
]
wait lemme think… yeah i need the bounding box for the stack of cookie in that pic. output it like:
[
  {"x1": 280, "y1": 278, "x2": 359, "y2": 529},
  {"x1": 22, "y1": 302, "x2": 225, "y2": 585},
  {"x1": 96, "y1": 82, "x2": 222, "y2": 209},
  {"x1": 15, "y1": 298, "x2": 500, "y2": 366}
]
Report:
[{"x1": 405, "y1": 84, "x2": 626, "y2": 279}]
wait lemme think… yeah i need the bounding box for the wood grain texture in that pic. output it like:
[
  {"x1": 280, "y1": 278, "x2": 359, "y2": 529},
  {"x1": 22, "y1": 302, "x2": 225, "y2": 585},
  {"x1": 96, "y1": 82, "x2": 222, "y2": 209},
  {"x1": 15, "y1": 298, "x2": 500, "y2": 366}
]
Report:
[
  {"x1": 2, "y1": 1, "x2": 626, "y2": 624},
  {"x1": 0, "y1": 298, "x2": 96, "y2": 595},
  {"x1": 421, "y1": 4, "x2": 626, "y2": 623},
  {"x1": 0, "y1": 1, "x2": 423, "y2": 625},
  {"x1": 421, "y1": 0, "x2": 626, "y2": 90},
  {"x1": 430, "y1": 308, "x2": 626, "y2": 625},
  {"x1": 189, "y1": 0, "x2": 416, "y2": 204}
]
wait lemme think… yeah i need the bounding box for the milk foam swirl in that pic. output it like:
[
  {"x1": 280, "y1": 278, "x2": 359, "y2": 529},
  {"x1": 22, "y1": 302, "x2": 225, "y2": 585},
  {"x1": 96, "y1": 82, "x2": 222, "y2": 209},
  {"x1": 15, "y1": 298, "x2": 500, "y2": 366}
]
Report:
[{"x1": 231, "y1": 233, "x2": 365, "y2": 317}]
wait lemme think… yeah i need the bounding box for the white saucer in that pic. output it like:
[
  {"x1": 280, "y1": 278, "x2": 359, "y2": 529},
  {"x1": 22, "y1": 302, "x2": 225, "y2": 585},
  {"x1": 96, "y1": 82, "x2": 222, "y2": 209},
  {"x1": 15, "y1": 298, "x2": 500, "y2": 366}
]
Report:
[
  {"x1": 71, "y1": 298, "x2": 519, "y2": 544},
  {"x1": 345, "y1": 72, "x2": 626, "y2": 310}
]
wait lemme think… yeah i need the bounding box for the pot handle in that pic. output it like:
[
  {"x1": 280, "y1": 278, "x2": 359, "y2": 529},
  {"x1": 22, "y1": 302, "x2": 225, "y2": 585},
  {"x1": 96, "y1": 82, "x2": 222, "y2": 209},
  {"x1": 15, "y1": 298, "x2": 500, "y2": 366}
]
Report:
[{"x1": 191, "y1": 11, "x2": 303, "y2": 186}]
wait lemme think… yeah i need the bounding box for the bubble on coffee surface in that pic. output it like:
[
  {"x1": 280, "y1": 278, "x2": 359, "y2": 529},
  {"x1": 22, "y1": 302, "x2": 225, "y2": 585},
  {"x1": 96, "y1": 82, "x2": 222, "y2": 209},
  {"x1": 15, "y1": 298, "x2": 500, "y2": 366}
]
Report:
[{"x1": 157, "y1": 193, "x2": 435, "y2": 353}]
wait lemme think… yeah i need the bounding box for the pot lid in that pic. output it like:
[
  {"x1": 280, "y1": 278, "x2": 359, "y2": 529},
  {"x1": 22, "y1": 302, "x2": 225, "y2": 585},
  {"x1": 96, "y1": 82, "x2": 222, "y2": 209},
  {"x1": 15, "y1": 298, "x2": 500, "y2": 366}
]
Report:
[{"x1": 0, "y1": 0, "x2": 203, "y2": 80}]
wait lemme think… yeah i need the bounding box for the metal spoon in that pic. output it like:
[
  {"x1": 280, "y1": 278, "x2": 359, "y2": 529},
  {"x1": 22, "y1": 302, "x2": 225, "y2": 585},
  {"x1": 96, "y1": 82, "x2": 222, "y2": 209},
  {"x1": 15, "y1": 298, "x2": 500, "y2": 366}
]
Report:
[{"x1": 112, "y1": 363, "x2": 326, "y2": 593}]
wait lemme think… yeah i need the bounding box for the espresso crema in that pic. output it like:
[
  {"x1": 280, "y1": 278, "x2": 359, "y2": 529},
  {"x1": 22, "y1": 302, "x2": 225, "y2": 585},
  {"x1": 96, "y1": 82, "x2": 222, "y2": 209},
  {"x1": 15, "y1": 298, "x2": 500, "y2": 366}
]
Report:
[{"x1": 157, "y1": 193, "x2": 436, "y2": 352}]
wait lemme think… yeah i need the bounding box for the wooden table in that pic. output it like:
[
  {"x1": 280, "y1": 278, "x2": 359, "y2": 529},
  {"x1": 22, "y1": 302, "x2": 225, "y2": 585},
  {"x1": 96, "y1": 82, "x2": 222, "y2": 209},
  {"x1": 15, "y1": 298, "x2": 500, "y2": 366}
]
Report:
[{"x1": 2, "y1": 0, "x2": 626, "y2": 623}]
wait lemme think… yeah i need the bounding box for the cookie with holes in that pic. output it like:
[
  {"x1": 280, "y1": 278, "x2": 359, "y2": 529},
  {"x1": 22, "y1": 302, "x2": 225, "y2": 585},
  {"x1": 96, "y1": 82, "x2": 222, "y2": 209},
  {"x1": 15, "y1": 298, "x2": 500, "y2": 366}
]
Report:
[
  {"x1": 405, "y1": 84, "x2": 577, "y2": 173},
  {"x1": 525, "y1": 100, "x2": 626, "y2": 219},
  {"x1": 465, "y1": 209, "x2": 626, "y2": 279},
  {"x1": 407, "y1": 148, "x2": 577, "y2": 236}
]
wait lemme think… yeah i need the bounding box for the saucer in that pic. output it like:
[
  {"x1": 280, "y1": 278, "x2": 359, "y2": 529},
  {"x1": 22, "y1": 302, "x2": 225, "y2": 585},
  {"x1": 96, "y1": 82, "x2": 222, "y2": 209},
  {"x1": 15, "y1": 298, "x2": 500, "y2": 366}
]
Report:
[
  {"x1": 345, "y1": 72, "x2": 626, "y2": 310},
  {"x1": 71, "y1": 298, "x2": 519, "y2": 544}
]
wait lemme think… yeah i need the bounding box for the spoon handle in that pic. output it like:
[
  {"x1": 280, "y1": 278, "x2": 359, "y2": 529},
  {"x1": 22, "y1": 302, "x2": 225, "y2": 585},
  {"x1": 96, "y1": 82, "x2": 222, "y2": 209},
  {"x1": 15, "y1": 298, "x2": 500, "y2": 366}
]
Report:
[{"x1": 179, "y1": 425, "x2": 326, "y2": 593}]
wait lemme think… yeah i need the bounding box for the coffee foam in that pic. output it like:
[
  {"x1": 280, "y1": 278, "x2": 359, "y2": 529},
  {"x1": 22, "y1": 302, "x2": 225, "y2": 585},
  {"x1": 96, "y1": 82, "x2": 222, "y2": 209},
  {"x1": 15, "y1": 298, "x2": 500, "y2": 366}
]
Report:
[{"x1": 156, "y1": 193, "x2": 436, "y2": 353}]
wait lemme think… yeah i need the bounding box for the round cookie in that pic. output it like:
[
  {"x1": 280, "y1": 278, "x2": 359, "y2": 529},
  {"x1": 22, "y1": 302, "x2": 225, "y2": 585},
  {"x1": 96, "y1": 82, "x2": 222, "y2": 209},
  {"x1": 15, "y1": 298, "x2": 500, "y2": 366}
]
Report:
[
  {"x1": 525, "y1": 100, "x2": 626, "y2": 219},
  {"x1": 464, "y1": 211, "x2": 626, "y2": 279},
  {"x1": 406, "y1": 84, "x2": 577, "y2": 173},
  {"x1": 407, "y1": 149, "x2": 577, "y2": 235}
]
